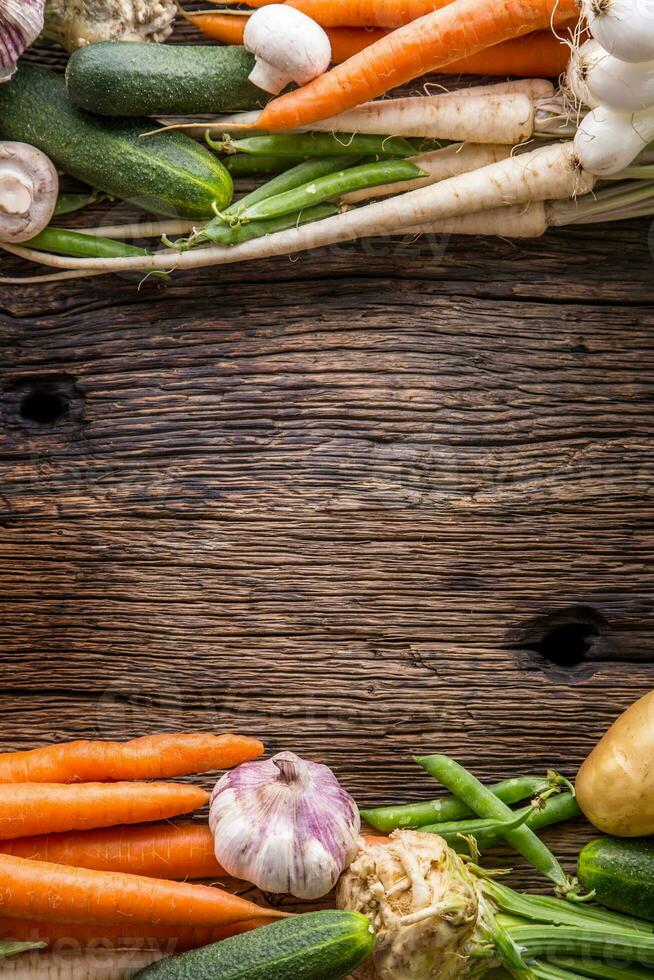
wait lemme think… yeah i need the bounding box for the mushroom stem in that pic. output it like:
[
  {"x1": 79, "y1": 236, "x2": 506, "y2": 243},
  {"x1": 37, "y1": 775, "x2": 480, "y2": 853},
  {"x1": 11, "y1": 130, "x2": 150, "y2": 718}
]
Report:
[
  {"x1": 249, "y1": 58, "x2": 293, "y2": 95},
  {"x1": 0, "y1": 168, "x2": 33, "y2": 215}
]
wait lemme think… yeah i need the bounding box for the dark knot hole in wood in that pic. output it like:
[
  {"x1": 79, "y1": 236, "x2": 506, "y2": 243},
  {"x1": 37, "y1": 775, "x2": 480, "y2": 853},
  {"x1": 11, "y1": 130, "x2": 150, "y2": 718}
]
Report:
[
  {"x1": 507, "y1": 606, "x2": 611, "y2": 682},
  {"x1": 2, "y1": 374, "x2": 84, "y2": 433},
  {"x1": 20, "y1": 390, "x2": 67, "y2": 425}
]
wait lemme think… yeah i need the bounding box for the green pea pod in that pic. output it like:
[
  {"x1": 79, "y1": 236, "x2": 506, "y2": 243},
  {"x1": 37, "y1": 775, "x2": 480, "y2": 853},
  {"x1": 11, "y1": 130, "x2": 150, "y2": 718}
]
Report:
[
  {"x1": 416, "y1": 755, "x2": 580, "y2": 899},
  {"x1": 240, "y1": 160, "x2": 426, "y2": 222},
  {"x1": 224, "y1": 154, "x2": 314, "y2": 176},
  {"x1": 26, "y1": 228, "x2": 152, "y2": 260},
  {"x1": 192, "y1": 203, "x2": 339, "y2": 247},
  {"x1": 226, "y1": 156, "x2": 357, "y2": 217},
  {"x1": 423, "y1": 793, "x2": 581, "y2": 854},
  {"x1": 214, "y1": 133, "x2": 416, "y2": 159},
  {"x1": 53, "y1": 190, "x2": 108, "y2": 216},
  {"x1": 361, "y1": 776, "x2": 550, "y2": 832}
]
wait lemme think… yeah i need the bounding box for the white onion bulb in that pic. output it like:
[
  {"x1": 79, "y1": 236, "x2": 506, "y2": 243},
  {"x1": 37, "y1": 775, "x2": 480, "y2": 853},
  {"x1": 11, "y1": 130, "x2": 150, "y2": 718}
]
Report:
[
  {"x1": 581, "y1": 0, "x2": 654, "y2": 63},
  {"x1": 574, "y1": 104, "x2": 654, "y2": 174},
  {"x1": 570, "y1": 39, "x2": 654, "y2": 111}
]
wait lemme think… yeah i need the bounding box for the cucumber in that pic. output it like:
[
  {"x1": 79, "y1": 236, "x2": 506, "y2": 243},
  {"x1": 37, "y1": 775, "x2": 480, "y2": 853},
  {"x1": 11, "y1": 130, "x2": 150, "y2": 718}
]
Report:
[
  {"x1": 578, "y1": 837, "x2": 654, "y2": 922},
  {"x1": 133, "y1": 910, "x2": 375, "y2": 980},
  {"x1": 66, "y1": 42, "x2": 272, "y2": 117},
  {"x1": 0, "y1": 64, "x2": 232, "y2": 219}
]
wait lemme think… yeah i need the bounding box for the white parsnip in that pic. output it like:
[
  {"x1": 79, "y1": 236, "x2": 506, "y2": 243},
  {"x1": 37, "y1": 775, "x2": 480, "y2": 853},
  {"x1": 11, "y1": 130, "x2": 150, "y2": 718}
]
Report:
[
  {"x1": 0, "y1": 950, "x2": 165, "y2": 979},
  {"x1": 0, "y1": 144, "x2": 592, "y2": 277},
  {"x1": 340, "y1": 143, "x2": 512, "y2": 204},
  {"x1": 152, "y1": 80, "x2": 555, "y2": 139},
  {"x1": 398, "y1": 203, "x2": 549, "y2": 238}
]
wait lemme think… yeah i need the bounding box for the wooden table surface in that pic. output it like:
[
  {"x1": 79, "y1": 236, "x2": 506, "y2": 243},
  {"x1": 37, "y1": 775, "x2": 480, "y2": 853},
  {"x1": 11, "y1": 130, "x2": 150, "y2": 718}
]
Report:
[{"x1": 1, "y1": 39, "x2": 654, "y2": 902}]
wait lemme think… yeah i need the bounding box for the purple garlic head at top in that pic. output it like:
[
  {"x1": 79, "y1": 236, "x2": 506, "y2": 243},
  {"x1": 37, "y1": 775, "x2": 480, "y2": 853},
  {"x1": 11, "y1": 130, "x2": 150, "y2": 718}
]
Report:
[
  {"x1": 0, "y1": 0, "x2": 45, "y2": 82},
  {"x1": 209, "y1": 750, "x2": 361, "y2": 901}
]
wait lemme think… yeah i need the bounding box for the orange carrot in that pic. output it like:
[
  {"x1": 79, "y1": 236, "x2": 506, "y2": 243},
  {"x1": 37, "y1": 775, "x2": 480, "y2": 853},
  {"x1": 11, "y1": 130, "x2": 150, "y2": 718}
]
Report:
[
  {"x1": 328, "y1": 26, "x2": 389, "y2": 61},
  {"x1": 184, "y1": 10, "x2": 389, "y2": 62},
  {"x1": 286, "y1": 0, "x2": 452, "y2": 27},
  {"x1": 257, "y1": 0, "x2": 580, "y2": 130},
  {"x1": 0, "y1": 854, "x2": 285, "y2": 927},
  {"x1": 444, "y1": 27, "x2": 572, "y2": 76},
  {"x1": 0, "y1": 916, "x2": 268, "y2": 951},
  {"x1": 183, "y1": 6, "x2": 570, "y2": 75},
  {"x1": 180, "y1": 9, "x2": 250, "y2": 43},
  {"x1": 0, "y1": 823, "x2": 224, "y2": 880},
  {"x1": 0, "y1": 733, "x2": 263, "y2": 784},
  {"x1": 0, "y1": 783, "x2": 209, "y2": 839}
]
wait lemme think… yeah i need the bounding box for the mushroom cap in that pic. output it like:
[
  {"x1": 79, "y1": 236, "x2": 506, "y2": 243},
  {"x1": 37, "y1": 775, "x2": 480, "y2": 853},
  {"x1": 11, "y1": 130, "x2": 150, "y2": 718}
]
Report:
[
  {"x1": 244, "y1": 4, "x2": 331, "y2": 89},
  {"x1": 0, "y1": 141, "x2": 59, "y2": 243}
]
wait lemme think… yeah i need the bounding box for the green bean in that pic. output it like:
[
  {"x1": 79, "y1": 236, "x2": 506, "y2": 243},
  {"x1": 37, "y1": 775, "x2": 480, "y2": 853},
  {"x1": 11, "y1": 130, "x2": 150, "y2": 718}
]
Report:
[
  {"x1": 224, "y1": 154, "x2": 314, "y2": 176},
  {"x1": 213, "y1": 133, "x2": 416, "y2": 159},
  {"x1": 53, "y1": 190, "x2": 107, "y2": 216},
  {"x1": 240, "y1": 160, "x2": 425, "y2": 222},
  {"x1": 422, "y1": 792, "x2": 581, "y2": 853},
  {"x1": 226, "y1": 156, "x2": 356, "y2": 217},
  {"x1": 549, "y1": 959, "x2": 654, "y2": 979},
  {"x1": 197, "y1": 203, "x2": 339, "y2": 247},
  {"x1": 417, "y1": 755, "x2": 576, "y2": 897},
  {"x1": 361, "y1": 776, "x2": 550, "y2": 832},
  {"x1": 25, "y1": 227, "x2": 151, "y2": 260}
]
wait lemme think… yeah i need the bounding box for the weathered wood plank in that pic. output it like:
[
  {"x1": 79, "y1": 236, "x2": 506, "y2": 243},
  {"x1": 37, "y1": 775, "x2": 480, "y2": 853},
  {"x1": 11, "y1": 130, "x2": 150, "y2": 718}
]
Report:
[{"x1": 1, "y1": 29, "x2": 653, "y2": 907}]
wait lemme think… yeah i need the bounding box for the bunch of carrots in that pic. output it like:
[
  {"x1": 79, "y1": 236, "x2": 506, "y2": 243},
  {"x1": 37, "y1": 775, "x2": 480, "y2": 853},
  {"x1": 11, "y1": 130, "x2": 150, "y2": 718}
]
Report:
[
  {"x1": 0, "y1": 733, "x2": 282, "y2": 952},
  {"x1": 183, "y1": 0, "x2": 577, "y2": 87}
]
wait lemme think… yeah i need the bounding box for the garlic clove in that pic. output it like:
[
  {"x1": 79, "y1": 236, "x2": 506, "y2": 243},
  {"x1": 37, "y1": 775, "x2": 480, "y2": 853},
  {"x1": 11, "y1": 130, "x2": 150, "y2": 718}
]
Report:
[
  {"x1": 0, "y1": 0, "x2": 45, "y2": 82},
  {"x1": 210, "y1": 751, "x2": 361, "y2": 901}
]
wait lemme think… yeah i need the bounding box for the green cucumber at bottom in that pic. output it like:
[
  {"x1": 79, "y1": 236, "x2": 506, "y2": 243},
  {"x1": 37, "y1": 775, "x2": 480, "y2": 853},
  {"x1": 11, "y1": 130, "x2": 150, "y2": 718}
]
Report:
[
  {"x1": 0, "y1": 64, "x2": 232, "y2": 220},
  {"x1": 133, "y1": 910, "x2": 375, "y2": 980},
  {"x1": 66, "y1": 43, "x2": 271, "y2": 117},
  {"x1": 578, "y1": 837, "x2": 654, "y2": 923}
]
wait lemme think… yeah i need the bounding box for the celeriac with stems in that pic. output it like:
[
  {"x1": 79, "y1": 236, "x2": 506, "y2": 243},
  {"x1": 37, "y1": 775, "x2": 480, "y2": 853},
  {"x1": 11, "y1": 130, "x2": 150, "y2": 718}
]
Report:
[{"x1": 337, "y1": 830, "x2": 654, "y2": 980}]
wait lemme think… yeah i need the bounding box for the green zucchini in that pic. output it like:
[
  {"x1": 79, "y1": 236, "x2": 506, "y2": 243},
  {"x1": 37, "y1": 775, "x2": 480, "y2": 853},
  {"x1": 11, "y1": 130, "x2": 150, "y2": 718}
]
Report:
[
  {"x1": 578, "y1": 837, "x2": 654, "y2": 922},
  {"x1": 0, "y1": 64, "x2": 232, "y2": 219},
  {"x1": 66, "y1": 43, "x2": 272, "y2": 117},
  {"x1": 133, "y1": 910, "x2": 375, "y2": 980}
]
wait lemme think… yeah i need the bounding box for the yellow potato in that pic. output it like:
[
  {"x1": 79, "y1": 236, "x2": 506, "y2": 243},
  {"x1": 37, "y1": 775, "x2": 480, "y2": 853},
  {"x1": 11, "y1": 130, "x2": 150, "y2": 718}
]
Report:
[{"x1": 576, "y1": 690, "x2": 654, "y2": 836}]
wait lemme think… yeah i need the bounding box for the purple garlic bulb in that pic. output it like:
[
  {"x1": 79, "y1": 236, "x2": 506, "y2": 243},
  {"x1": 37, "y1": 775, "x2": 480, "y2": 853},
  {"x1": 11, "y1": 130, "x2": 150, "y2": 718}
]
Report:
[{"x1": 209, "y1": 751, "x2": 361, "y2": 900}]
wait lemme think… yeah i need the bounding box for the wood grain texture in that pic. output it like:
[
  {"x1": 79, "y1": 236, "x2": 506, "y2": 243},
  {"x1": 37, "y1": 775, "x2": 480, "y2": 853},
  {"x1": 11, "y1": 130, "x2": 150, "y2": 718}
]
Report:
[{"x1": 1, "y1": 30, "x2": 654, "y2": 906}]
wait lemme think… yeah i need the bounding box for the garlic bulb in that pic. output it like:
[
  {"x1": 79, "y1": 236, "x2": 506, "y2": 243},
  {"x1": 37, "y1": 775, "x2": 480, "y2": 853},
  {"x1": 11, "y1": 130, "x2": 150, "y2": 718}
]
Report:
[
  {"x1": 0, "y1": 0, "x2": 45, "y2": 82},
  {"x1": 209, "y1": 751, "x2": 361, "y2": 901}
]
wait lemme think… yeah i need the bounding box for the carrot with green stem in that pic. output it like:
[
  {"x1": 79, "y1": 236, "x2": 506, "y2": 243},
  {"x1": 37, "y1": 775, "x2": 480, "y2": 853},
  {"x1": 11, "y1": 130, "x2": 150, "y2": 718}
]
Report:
[
  {"x1": 0, "y1": 822, "x2": 224, "y2": 880},
  {"x1": 0, "y1": 783, "x2": 209, "y2": 839},
  {"x1": 0, "y1": 854, "x2": 286, "y2": 927},
  {"x1": 0, "y1": 733, "x2": 263, "y2": 783},
  {"x1": 256, "y1": 0, "x2": 580, "y2": 130}
]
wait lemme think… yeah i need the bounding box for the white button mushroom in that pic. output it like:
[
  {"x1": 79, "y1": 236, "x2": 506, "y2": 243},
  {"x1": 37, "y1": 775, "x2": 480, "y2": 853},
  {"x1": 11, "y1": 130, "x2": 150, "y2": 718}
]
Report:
[
  {"x1": 0, "y1": 142, "x2": 59, "y2": 243},
  {"x1": 243, "y1": 4, "x2": 332, "y2": 95}
]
